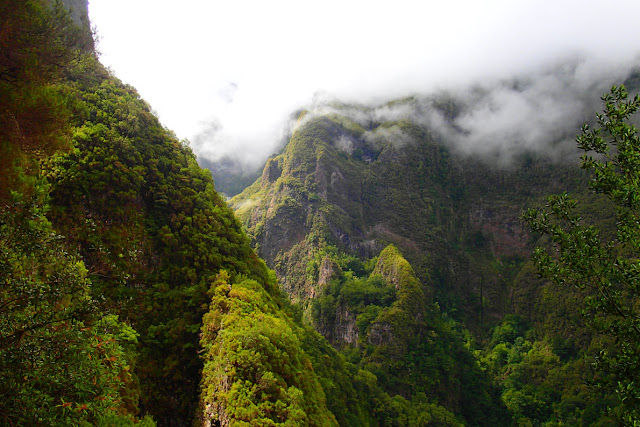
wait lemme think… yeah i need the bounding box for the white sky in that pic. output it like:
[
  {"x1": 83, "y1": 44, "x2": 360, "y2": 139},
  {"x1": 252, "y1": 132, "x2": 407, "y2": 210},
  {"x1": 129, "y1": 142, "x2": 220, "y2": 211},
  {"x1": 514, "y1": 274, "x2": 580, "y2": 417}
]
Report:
[{"x1": 88, "y1": 0, "x2": 640, "y2": 165}]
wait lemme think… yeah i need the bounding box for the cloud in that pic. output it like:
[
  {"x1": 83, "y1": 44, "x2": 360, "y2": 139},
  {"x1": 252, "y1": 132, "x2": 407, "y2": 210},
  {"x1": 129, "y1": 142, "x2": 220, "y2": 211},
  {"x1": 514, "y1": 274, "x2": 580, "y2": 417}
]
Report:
[
  {"x1": 89, "y1": 0, "x2": 640, "y2": 169},
  {"x1": 284, "y1": 55, "x2": 640, "y2": 167},
  {"x1": 421, "y1": 57, "x2": 640, "y2": 164},
  {"x1": 190, "y1": 119, "x2": 221, "y2": 157},
  {"x1": 363, "y1": 125, "x2": 415, "y2": 150}
]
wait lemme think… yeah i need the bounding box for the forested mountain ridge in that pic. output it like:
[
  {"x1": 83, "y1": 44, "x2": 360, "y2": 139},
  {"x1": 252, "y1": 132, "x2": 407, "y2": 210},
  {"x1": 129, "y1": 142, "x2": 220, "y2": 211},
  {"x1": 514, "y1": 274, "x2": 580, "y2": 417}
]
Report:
[
  {"x1": 1, "y1": 2, "x2": 340, "y2": 425},
  {"x1": 230, "y1": 102, "x2": 581, "y2": 324},
  {"x1": 2, "y1": 1, "x2": 640, "y2": 425},
  {"x1": 230, "y1": 93, "x2": 640, "y2": 424}
]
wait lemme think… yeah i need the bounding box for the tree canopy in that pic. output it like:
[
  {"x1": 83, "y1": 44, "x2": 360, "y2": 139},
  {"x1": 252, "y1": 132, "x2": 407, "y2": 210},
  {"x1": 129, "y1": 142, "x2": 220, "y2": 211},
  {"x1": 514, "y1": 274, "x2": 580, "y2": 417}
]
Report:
[{"x1": 525, "y1": 85, "x2": 640, "y2": 425}]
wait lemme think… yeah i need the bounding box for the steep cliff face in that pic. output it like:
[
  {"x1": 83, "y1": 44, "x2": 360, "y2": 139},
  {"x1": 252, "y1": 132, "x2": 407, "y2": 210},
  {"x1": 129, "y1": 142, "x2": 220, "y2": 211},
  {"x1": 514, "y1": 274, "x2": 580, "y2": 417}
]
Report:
[{"x1": 230, "y1": 102, "x2": 582, "y2": 327}]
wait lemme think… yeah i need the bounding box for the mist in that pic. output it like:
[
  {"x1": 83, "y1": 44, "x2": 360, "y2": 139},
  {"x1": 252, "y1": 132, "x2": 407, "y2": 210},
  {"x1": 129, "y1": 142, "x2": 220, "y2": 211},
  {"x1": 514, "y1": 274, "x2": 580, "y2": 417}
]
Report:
[
  {"x1": 417, "y1": 56, "x2": 640, "y2": 165},
  {"x1": 287, "y1": 55, "x2": 640, "y2": 168},
  {"x1": 88, "y1": 0, "x2": 640, "y2": 171}
]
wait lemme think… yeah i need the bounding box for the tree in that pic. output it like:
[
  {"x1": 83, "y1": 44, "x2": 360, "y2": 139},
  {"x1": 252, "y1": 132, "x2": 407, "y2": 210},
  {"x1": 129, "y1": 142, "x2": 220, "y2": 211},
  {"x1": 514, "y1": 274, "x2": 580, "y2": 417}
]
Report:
[
  {"x1": 0, "y1": 182, "x2": 147, "y2": 426},
  {"x1": 0, "y1": 0, "x2": 93, "y2": 197},
  {"x1": 524, "y1": 85, "x2": 640, "y2": 424}
]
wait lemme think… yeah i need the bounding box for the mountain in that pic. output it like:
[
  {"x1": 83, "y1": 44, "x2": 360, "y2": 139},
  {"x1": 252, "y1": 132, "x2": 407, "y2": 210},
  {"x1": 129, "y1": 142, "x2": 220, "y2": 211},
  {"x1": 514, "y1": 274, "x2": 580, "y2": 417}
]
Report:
[
  {"x1": 230, "y1": 98, "x2": 628, "y2": 424},
  {"x1": 2, "y1": 1, "x2": 639, "y2": 425},
  {"x1": 197, "y1": 155, "x2": 263, "y2": 198},
  {"x1": 230, "y1": 99, "x2": 578, "y2": 324},
  {"x1": 0, "y1": 2, "x2": 341, "y2": 426}
]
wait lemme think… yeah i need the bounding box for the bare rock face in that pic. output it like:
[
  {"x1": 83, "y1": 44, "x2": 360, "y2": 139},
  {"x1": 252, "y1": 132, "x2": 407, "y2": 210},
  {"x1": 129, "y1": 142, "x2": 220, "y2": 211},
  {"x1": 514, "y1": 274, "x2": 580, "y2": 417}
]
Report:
[
  {"x1": 318, "y1": 255, "x2": 341, "y2": 287},
  {"x1": 367, "y1": 322, "x2": 393, "y2": 347},
  {"x1": 469, "y1": 203, "x2": 530, "y2": 258},
  {"x1": 334, "y1": 303, "x2": 358, "y2": 345}
]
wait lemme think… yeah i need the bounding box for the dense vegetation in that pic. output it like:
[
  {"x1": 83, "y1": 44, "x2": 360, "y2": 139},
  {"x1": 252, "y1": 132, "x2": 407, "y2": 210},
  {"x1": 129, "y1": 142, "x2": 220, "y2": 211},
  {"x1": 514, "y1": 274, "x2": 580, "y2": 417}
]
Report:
[
  {"x1": 199, "y1": 271, "x2": 337, "y2": 426},
  {"x1": 2, "y1": 1, "x2": 640, "y2": 425},
  {"x1": 309, "y1": 245, "x2": 508, "y2": 425},
  {"x1": 231, "y1": 91, "x2": 640, "y2": 424},
  {"x1": 0, "y1": 1, "x2": 150, "y2": 425},
  {"x1": 0, "y1": 2, "x2": 329, "y2": 425},
  {"x1": 525, "y1": 86, "x2": 640, "y2": 424}
]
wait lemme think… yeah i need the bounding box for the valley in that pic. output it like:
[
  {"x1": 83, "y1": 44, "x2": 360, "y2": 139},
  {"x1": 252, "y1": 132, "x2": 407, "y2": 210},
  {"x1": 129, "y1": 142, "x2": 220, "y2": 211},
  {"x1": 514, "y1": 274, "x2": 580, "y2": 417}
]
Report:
[{"x1": 1, "y1": 1, "x2": 639, "y2": 426}]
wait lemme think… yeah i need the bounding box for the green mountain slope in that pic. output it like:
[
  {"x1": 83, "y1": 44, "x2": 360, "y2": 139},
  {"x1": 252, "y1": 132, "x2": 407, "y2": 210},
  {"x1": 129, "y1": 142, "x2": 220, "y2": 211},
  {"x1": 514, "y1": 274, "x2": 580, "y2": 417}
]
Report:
[
  {"x1": 0, "y1": 2, "x2": 339, "y2": 425},
  {"x1": 45, "y1": 69, "x2": 273, "y2": 424},
  {"x1": 230, "y1": 100, "x2": 627, "y2": 424},
  {"x1": 3, "y1": 1, "x2": 637, "y2": 425},
  {"x1": 230, "y1": 103, "x2": 579, "y2": 324}
]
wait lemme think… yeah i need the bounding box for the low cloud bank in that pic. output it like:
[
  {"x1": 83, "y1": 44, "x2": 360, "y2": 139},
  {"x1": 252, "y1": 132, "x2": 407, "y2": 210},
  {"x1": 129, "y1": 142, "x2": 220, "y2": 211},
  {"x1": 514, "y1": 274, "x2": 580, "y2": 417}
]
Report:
[
  {"x1": 90, "y1": 0, "x2": 640, "y2": 172},
  {"x1": 278, "y1": 55, "x2": 640, "y2": 167}
]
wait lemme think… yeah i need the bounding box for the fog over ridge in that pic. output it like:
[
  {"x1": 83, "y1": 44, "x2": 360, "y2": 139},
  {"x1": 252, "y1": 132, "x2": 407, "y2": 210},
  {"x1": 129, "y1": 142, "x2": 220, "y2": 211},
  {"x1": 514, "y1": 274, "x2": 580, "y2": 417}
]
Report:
[
  {"x1": 269, "y1": 55, "x2": 640, "y2": 169},
  {"x1": 88, "y1": 1, "x2": 640, "y2": 172}
]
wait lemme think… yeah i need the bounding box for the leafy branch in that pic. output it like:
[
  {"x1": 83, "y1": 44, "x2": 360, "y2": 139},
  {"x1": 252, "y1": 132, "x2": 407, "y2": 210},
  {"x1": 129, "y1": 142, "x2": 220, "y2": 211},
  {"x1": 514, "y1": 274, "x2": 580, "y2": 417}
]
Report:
[{"x1": 524, "y1": 85, "x2": 640, "y2": 424}]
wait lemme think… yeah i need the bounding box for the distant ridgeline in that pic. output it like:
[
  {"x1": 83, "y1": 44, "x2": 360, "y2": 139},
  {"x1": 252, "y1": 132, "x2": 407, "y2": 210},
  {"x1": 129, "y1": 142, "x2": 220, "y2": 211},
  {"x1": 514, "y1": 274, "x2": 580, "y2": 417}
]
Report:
[
  {"x1": 198, "y1": 155, "x2": 264, "y2": 198},
  {"x1": 1, "y1": 1, "x2": 638, "y2": 426},
  {"x1": 230, "y1": 91, "x2": 640, "y2": 425}
]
